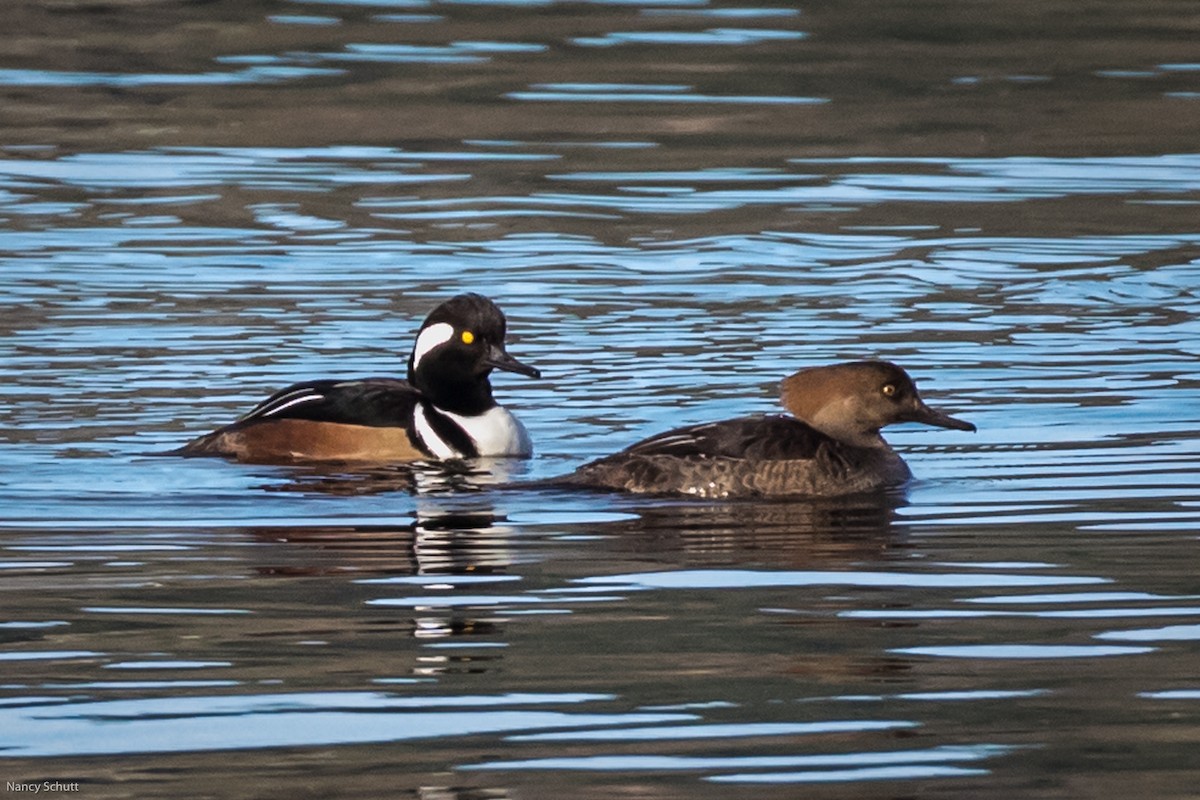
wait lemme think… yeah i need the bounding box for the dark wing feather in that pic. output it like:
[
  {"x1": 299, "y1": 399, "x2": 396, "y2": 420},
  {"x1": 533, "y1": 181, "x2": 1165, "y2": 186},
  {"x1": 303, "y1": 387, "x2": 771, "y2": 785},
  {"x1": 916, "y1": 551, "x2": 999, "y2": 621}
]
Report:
[
  {"x1": 550, "y1": 415, "x2": 845, "y2": 496},
  {"x1": 236, "y1": 378, "x2": 419, "y2": 428},
  {"x1": 621, "y1": 414, "x2": 830, "y2": 461}
]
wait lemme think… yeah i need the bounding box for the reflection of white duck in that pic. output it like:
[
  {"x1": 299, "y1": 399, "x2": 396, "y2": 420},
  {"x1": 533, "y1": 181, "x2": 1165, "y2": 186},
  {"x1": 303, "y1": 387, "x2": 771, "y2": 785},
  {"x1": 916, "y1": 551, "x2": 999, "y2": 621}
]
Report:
[{"x1": 554, "y1": 361, "x2": 975, "y2": 499}]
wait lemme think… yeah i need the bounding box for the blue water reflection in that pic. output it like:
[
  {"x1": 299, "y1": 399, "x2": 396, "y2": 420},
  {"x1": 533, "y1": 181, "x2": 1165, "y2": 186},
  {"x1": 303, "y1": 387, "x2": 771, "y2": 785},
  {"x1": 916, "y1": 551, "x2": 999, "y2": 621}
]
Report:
[
  {"x1": 0, "y1": 66, "x2": 344, "y2": 87},
  {"x1": 508, "y1": 84, "x2": 828, "y2": 104},
  {"x1": 0, "y1": 691, "x2": 692, "y2": 757},
  {"x1": 572, "y1": 28, "x2": 808, "y2": 47}
]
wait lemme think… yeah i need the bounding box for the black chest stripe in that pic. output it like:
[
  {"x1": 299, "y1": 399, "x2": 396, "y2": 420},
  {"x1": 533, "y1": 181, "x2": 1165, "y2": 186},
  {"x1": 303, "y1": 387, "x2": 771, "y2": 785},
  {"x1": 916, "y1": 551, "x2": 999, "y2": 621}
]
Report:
[{"x1": 415, "y1": 402, "x2": 480, "y2": 459}]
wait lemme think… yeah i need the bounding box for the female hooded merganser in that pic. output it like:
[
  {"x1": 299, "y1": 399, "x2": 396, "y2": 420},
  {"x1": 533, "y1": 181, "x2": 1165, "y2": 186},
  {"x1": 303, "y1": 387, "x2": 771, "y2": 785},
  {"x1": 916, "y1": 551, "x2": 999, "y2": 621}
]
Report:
[
  {"x1": 553, "y1": 361, "x2": 974, "y2": 499},
  {"x1": 176, "y1": 293, "x2": 540, "y2": 464}
]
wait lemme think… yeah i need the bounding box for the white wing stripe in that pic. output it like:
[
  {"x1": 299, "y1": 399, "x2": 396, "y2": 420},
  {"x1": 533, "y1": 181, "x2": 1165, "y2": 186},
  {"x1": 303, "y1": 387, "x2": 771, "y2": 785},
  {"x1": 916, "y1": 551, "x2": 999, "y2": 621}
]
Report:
[{"x1": 259, "y1": 394, "x2": 324, "y2": 417}]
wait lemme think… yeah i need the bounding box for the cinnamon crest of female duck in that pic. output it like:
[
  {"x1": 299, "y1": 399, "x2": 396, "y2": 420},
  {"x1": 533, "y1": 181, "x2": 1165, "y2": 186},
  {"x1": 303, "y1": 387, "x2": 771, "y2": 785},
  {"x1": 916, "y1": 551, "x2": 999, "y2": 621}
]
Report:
[
  {"x1": 553, "y1": 361, "x2": 975, "y2": 499},
  {"x1": 175, "y1": 293, "x2": 540, "y2": 464}
]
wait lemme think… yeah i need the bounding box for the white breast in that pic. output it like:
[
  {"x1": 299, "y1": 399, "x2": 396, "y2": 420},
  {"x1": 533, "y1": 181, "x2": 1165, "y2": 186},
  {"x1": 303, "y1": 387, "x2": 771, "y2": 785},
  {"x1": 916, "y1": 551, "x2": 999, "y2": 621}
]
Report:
[{"x1": 442, "y1": 405, "x2": 533, "y2": 458}]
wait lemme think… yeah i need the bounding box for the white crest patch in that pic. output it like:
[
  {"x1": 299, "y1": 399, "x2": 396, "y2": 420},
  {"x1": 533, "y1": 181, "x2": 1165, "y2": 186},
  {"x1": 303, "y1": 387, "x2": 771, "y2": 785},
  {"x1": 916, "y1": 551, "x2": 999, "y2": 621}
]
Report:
[{"x1": 410, "y1": 322, "x2": 455, "y2": 371}]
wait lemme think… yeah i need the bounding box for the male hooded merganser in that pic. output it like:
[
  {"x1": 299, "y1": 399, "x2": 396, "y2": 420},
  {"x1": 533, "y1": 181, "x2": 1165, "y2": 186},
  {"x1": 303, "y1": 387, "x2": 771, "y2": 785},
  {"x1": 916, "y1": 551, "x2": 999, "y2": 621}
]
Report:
[
  {"x1": 175, "y1": 293, "x2": 540, "y2": 464},
  {"x1": 553, "y1": 361, "x2": 974, "y2": 499}
]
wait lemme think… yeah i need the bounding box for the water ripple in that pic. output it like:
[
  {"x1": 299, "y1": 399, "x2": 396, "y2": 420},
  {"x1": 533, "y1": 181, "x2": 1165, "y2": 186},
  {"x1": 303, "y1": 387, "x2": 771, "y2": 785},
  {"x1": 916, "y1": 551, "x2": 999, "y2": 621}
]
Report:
[
  {"x1": 576, "y1": 569, "x2": 1107, "y2": 591},
  {"x1": 505, "y1": 720, "x2": 915, "y2": 742},
  {"x1": 572, "y1": 28, "x2": 808, "y2": 47},
  {"x1": 0, "y1": 66, "x2": 343, "y2": 88},
  {"x1": 0, "y1": 691, "x2": 693, "y2": 757},
  {"x1": 892, "y1": 645, "x2": 1156, "y2": 659},
  {"x1": 508, "y1": 83, "x2": 827, "y2": 105},
  {"x1": 468, "y1": 743, "x2": 1015, "y2": 772}
]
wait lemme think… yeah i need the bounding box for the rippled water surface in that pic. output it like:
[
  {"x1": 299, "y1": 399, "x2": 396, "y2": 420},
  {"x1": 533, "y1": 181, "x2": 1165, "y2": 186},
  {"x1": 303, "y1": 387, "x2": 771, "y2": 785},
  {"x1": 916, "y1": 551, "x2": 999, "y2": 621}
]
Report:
[{"x1": 2, "y1": 0, "x2": 1199, "y2": 797}]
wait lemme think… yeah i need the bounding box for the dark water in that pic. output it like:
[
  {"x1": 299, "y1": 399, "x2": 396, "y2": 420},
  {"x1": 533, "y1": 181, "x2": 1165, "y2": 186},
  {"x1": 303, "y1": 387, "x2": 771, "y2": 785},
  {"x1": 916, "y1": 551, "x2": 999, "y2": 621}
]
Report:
[{"x1": 2, "y1": 0, "x2": 1199, "y2": 797}]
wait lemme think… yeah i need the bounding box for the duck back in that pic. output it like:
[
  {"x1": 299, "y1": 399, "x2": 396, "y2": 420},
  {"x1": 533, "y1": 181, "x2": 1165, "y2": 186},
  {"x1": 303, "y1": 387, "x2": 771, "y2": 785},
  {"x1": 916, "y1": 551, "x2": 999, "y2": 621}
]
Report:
[{"x1": 558, "y1": 415, "x2": 910, "y2": 499}]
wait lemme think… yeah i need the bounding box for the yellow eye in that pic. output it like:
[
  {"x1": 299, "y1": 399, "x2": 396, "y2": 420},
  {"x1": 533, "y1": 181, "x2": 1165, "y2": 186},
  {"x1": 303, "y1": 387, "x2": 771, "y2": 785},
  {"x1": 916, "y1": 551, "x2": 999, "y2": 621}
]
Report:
[
  {"x1": 461, "y1": 330, "x2": 475, "y2": 345},
  {"x1": 882, "y1": 384, "x2": 897, "y2": 397}
]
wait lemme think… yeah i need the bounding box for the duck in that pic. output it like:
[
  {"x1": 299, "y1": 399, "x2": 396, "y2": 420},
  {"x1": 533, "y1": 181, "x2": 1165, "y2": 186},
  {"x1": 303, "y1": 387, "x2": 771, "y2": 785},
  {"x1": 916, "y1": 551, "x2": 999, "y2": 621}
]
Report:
[
  {"x1": 551, "y1": 361, "x2": 974, "y2": 498},
  {"x1": 175, "y1": 293, "x2": 540, "y2": 464}
]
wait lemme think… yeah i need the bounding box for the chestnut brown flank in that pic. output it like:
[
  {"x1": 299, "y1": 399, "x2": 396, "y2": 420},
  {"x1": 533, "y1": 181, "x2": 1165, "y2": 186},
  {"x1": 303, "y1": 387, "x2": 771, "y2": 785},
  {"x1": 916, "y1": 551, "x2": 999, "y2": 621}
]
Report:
[{"x1": 186, "y1": 420, "x2": 424, "y2": 464}]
